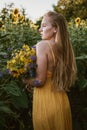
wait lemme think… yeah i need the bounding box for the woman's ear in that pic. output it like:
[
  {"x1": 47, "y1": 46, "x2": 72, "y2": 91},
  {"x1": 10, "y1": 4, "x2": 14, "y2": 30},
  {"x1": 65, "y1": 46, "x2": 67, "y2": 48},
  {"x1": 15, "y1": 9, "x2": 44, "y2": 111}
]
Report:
[
  {"x1": 54, "y1": 30, "x2": 56, "y2": 33},
  {"x1": 54, "y1": 27, "x2": 57, "y2": 33}
]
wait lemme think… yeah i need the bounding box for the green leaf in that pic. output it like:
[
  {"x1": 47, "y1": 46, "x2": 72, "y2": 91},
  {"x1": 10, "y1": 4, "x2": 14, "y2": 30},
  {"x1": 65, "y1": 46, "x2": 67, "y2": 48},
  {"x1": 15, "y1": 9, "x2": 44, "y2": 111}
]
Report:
[
  {"x1": 0, "y1": 106, "x2": 12, "y2": 114},
  {"x1": 12, "y1": 91, "x2": 29, "y2": 109},
  {"x1": 76, "y1": 55, "x2": 87, "y2": 60},
  {"x1": 0, "y1": 52, "x2": 8, "y2": 55},
  {"x1": 0, "y1": 101, "x2": 12, "y2": 114},
  {"x1": 78, "y1": 79, "x2": 87, "y2": 90},
  {"x1": 4, "y1": 80, "x2": 22, "y2": 96}
]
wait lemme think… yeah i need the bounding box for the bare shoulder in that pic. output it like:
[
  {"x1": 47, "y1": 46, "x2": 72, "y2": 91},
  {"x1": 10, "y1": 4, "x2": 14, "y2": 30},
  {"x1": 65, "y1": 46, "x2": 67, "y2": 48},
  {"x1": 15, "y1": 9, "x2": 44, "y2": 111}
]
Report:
[{"x1": 36, "y1": 40, "x2": 48, "y2": 51}]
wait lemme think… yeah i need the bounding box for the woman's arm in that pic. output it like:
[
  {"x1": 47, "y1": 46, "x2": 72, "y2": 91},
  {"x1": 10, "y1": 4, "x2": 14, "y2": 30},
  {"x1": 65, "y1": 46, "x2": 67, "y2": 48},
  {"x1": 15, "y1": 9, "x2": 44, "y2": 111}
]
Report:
[{"x1": 24, "y1": 41, "x2": 47, "y2": 88}]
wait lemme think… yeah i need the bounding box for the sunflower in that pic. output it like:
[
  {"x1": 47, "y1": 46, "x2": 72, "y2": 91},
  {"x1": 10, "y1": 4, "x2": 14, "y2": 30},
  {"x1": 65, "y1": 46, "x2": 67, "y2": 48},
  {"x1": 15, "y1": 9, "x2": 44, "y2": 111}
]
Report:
[
  {"x1": 10, "y1": 8, "x2": 20, "y2": 24},
  {"x1": 75, "y1": 17, "x2": 81, "y2": 24},
  {"x1": 80, "y1": 19, "x2": 86, "y2": 27},
  {"x1": 13, "y1": 8, "x2": 19, "y2": 15},
  {"x1": 75, "y1": 17, "x2": 81, "y2": 28}
]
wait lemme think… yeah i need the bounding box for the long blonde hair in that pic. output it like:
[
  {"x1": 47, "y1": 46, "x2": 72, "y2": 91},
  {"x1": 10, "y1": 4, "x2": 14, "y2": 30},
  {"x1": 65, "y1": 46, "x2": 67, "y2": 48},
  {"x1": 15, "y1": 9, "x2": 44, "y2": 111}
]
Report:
[{"x1": 44, "y1": 11, "x2": 77, "y2": 91}]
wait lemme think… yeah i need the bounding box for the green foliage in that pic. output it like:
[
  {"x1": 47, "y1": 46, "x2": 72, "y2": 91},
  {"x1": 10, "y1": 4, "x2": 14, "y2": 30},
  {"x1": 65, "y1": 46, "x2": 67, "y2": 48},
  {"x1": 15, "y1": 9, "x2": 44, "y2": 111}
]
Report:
[
  {"x1": 53, "y1": 0, "x2": 87, "y2": 21},
  {"x1": 0, "y1": 4, "x2": 40, "y2": 130},
  {"x1": 68, "y1": 19, "x2": 87, "y2": 90},
  {"x1": 68, "y1": 19, "x2": 87, "y2": 130},
  {"x1": 35, "y1": 16, "x2": 43, "y2": 29}
]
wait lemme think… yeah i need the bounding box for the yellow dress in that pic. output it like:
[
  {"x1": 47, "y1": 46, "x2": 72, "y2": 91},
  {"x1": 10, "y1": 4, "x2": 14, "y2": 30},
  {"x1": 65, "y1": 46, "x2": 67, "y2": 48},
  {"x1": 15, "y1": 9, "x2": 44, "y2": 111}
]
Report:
[{"x1": 32, "y1": 43, "x2": 72, "y2": 130}]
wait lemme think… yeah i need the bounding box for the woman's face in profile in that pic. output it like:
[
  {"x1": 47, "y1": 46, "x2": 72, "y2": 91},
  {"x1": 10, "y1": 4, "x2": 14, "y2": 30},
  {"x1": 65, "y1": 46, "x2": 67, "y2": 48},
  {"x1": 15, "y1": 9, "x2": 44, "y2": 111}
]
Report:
[{"x1": 39, "y1": 16, "x2": 56, "y2": 40}]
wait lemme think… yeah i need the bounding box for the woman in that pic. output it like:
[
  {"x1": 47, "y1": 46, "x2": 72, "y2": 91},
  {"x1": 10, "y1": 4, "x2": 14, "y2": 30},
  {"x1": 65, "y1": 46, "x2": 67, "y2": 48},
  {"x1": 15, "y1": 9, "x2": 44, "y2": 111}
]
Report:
[{"x1": 25, "y1": 11, "x2": 77, "y2": 130}]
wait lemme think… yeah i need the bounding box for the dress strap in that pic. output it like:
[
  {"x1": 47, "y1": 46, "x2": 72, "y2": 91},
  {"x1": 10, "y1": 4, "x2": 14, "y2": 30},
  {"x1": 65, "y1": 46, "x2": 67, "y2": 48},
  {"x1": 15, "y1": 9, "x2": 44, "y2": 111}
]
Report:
[{"x1": 47, "y1": 42, "x2": 55, "y2": 66}]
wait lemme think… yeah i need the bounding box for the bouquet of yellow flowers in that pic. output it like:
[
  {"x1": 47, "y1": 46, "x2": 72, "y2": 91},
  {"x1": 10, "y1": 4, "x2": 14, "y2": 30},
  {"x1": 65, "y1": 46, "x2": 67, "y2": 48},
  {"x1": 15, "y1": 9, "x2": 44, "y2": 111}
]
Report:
[{"x1": 7, "y1": 44, "x2": 37, "y2": 79}]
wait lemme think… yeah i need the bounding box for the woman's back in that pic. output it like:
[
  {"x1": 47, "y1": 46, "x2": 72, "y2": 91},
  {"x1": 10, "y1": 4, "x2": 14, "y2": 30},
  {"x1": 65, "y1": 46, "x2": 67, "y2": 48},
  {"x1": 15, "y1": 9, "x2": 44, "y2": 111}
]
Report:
[{"x1": 37, "y1": 40, "x2": 56, "y2": 72}]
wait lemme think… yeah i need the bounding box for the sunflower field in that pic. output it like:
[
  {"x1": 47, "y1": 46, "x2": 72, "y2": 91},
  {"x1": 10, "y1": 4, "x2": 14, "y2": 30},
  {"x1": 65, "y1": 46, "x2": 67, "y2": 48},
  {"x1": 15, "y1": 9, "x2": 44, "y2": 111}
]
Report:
[
  {"x1": 68, "y1": 17, "x2": 87, "y2": 130},
  {"x1": 0, "y1": 4, "x2": 40, "y2": 130},
  {"x1": 0, "y1": 4, "x2": 87, "y2": 130}
]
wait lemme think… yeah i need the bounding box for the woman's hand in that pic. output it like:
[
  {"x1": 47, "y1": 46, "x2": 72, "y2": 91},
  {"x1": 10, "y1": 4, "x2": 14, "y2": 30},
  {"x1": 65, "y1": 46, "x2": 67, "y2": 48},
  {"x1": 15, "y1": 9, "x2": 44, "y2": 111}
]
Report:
[
  {"x1": 22, "y1": 78, "x2": 32, "y2": 92},
  {"x1": 23, "y1": 77, "x2": 43, "y2": 90}
]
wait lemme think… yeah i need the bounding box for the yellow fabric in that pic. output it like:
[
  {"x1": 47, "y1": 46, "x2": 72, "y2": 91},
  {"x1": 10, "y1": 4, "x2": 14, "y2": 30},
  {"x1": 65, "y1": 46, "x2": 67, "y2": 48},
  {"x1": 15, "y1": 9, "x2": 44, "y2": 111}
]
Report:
[{"x1": 32, "y1": 73, "x2": 72, "y2": 130}]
